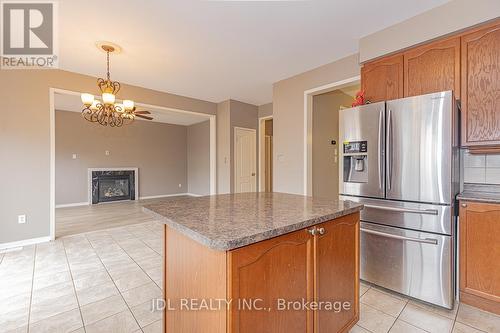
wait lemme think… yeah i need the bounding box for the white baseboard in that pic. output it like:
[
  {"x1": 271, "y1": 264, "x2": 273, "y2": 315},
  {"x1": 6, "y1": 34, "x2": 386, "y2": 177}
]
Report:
[
  {"x1": 0, "y1": 236, "x2": 51, "y2": 251},
  {"x1": 186, "y1": 193, "x2": 204, "y2": 197},
  {"x1": 55, "y1": 202, "x2": 89, "y2": 208},
  {"x1": 139, "y1": 193, "x2": 189, "y2": 200}
]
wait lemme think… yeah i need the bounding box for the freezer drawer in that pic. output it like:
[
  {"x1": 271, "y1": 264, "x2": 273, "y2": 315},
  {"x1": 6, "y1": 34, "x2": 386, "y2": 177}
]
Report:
[
  {"x1": 340, "y1": 195, "x2": 454, "y2": 235},
  {"x1": 360, "y1": 222, "x2": 455, "y2": 309}
]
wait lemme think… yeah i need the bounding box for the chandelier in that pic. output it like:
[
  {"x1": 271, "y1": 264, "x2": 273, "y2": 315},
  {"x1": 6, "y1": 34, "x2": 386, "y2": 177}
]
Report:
[{"x1": 81, "y1": 44, "x2": 152, "y2": 127}]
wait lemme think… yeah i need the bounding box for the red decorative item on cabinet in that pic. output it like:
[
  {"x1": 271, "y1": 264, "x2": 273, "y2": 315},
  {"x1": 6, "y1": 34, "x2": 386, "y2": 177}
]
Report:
[{"x1": 352, "y1": 90, "x2": 366, "y2": 107}]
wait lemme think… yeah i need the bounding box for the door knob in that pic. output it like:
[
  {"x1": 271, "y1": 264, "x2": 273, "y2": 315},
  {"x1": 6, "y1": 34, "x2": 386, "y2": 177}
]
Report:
[{"x1": 251, "y1": 173, "x2": 256, "y2": 176}]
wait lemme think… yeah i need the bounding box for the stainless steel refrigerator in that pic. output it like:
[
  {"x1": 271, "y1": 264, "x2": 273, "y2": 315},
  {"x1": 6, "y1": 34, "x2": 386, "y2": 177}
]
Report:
[{"x1": 339, "y1": 91, "x2": 459, "y2": 309}]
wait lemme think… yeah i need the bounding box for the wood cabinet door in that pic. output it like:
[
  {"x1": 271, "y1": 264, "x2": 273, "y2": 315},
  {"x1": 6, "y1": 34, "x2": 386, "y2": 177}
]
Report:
[
  {"x1": 227, "y1": 228, "x2": 314, "y2": 333},
  {"x1": 404, "y1": 37, "x2": 460, "y2": 98},
  {"x1": 459, "y1": 201, "x2": 500, "y2": 314},
  {"x1": 315, "y1": 213, "x2": 359, "y2": 333},
  {"x1": 461, "y1": 23, "x2": 500, "y2": 147},
  {"x1": 361, "y1": 54, "x2": 404, "y2": 103}
]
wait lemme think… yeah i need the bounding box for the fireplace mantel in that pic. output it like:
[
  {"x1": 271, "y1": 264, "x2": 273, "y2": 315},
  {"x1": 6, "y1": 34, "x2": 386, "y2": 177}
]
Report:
[{"x1": 88, "y1": 167, "x2": 139, "y2": 204}]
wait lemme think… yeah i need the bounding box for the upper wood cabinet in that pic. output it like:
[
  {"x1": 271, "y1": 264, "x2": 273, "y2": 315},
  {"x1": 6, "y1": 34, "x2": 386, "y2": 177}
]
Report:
[
  {"x1": 459, "y1": 201, "x2": 500, "y2": 315},
  {"x1": 361, "y1": 54, "x2": 404, "y2": 103},
  {"x1": 403, "y1": 37, "x2": 461, "y2": 98},
  {"x1": 461, "y1": 23, "x2": 500, "y2": 147},
  {"x1": 360, "y1": 19, "x2": 500, "y2": 149}
]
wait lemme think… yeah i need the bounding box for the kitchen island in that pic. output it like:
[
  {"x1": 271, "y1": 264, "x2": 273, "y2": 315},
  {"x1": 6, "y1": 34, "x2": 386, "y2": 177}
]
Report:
[{"x1": 144, "y1": 192, "x2": 363, "y2": 333}]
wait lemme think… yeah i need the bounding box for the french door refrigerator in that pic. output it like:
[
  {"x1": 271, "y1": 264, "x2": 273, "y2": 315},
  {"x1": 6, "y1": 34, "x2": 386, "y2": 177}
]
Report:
[{"x1": 339, "y1": 91, "x2": 459, "y2": 309}]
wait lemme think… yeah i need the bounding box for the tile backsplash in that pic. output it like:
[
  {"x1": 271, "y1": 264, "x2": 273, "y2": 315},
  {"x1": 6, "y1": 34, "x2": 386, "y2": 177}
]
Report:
[{"x1": 463, "y1": 150, "x2": 500, "y2": 184}]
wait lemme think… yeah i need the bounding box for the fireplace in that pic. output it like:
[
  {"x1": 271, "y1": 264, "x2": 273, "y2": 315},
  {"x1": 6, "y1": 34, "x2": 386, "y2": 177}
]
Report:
[{"x1": 91, "y1": 170, "x2": 136, "y2": 204}]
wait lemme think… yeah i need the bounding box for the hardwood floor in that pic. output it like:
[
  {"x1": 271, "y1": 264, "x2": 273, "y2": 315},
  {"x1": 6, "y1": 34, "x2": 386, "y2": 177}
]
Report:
[{"x1": 55, "y1": 197, "x2": 188, "y2": 238}]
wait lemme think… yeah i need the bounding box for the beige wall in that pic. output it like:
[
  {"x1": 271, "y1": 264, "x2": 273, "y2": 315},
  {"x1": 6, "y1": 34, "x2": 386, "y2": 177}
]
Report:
[
  {"x1": 216, "y1": 100, "x2": 231, "y2": 194},
  {"x1": 55, "y1": 110, "x2": 189, "y2": 205},
  {"x1": 187, "y1": 120, "x2": 211, "y2": 195},
  {"x1": 312, "y1": 90, "x2": 355, "y2": 199},
  {"x1": 216, "y1": 99, "x2": 259, "y2": 193},
  {"x1": 359, "y1": 0, "x2": 500, "y2": 62},
  {"x1": 258, "y1": 103, "x2": 273, "y2": 118},
  {"x1": 0, "y1": 69, "x2": 216, "y2": 245},
  {"x1": 272, "y1": 54, "x2": 360, "y2": 195}
]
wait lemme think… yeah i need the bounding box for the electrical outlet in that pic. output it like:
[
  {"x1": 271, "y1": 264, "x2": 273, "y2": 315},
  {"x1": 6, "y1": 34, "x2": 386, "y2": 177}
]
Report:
[
  {"x1": 72, "y1": 154, "x2": 77, "y2": 159},
  {"x1": 178, "y1": 184, "x2": 182, "y2": 188},
  {"x1": 18, "y1": 215, "x2": 26, "y2": 224},
  {"x1": 105, "y1": 150, "x2": 110, "y2": 156}
]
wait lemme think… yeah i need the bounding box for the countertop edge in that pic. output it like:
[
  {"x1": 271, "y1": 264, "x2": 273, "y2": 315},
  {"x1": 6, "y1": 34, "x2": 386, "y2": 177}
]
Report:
[
  {"x1": 457, "y1": 193, "x2": 500, "y2": 204},
  {"x1": 143, "y1": 204, "x2": 363, "y2": 251}
]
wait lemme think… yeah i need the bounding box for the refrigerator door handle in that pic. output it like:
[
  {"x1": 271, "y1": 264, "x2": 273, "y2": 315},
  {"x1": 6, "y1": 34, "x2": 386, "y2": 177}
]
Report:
[
  {"x1": 387, "y1": 109, "x2": 393, "y2": 191},
  {"x1": 360, "y1": 228, "x2": 439, "y2": 245},
  {"x1": 363, "y1": 204, "x2": 439, "y2": 215},
  {"x1": 378, "y1": 109, "x2": 384, "y2": 190}
]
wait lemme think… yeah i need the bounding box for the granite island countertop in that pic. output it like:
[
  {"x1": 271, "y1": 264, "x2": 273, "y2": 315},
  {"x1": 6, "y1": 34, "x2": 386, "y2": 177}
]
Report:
[
  {"x1": 143, "y1": 192, "x2": 363, "y2": 251},
  {"x1": 457, "y1": 184, "x2": 500, "y2": 204}
]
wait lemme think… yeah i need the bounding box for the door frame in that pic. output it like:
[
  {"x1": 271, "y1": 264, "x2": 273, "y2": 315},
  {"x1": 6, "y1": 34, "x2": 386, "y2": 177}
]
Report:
[
  {"x1": 258, "y1": 116, "x2": 273, "y2": 192},
  {"x1": 49, "y1": 88, "x2": 217, "y2": 241},
  {"x1": 233, "y1": 126, "x2": 257, "y2": 193},
  {"x1": 303, "y1": 76, "x2": 360, "y2": 196}
]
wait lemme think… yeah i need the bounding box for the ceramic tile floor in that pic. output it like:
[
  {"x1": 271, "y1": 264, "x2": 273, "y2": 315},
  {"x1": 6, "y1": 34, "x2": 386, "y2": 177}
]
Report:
[
  {"x1": 0, "y1": 221, "x2": 163, "y2": 333},
  {"x1": 1, "y1": 220, "x2": 499, "y2": 333}
]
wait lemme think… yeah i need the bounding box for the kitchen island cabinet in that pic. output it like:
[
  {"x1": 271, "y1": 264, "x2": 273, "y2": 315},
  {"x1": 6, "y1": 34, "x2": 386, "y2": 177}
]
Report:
[{"x1": 144, "y1": 193, "x2": 363, "y2": 333}]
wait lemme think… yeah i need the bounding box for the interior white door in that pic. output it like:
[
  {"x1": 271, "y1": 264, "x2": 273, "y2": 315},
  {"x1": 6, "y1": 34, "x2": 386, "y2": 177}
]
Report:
[{"x1": 234, "y1": 127, "x2": 257, "y2": 193}]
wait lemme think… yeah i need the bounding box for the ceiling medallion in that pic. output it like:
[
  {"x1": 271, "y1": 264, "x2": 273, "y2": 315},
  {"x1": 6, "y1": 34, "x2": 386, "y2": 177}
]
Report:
[{"x1": 81, "y1": 44, "x2": 153, "y2": 127}]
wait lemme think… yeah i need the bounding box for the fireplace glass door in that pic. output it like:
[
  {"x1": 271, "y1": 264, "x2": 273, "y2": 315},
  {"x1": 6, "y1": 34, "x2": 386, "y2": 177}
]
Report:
[{"x1": 98, "y1": 176, "x2": 131, "y2": 202}]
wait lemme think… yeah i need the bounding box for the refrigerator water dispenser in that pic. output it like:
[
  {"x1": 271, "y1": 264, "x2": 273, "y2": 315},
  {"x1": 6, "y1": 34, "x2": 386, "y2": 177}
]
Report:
[{"x1": 343, "y1": 141, "x2": 368, "y2": 183}]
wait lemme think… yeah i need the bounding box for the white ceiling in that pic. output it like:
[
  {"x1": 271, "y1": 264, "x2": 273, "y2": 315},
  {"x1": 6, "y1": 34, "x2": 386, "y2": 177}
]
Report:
[
  {"x1": 58, "y1": 0, "x2": 450, "y2": 105},
  {"x1": 55, "y1": 93, "x2": 210, "y2": 126}
]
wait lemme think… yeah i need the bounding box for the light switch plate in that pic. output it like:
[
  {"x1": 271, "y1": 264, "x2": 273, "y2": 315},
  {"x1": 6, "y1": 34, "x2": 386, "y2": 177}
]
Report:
[{"x1": 18, "y1": 215, "x2": 26, "y2": 224}]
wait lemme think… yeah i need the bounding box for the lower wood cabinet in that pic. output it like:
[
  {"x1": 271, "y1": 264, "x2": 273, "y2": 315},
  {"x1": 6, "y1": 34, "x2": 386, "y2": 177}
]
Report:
[
  {"x1": 459, "y1": 201, "x2": 500, "y2": 315},
  {"x1": 227, "y1": 222, "x2": 315, "y2": 332},
  {"x1": 164, "y1": 212, "x2": 360, "y2": 333},
  {"x1": 228, "y1": 213, "x2": 360, "y2": 333},
  {"x1": 315, "y1": 215, "x2": 359, "y2": 332}
]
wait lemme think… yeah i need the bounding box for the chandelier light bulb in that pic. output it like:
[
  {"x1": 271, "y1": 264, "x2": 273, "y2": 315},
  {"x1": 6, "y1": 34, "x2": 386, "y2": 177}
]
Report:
[
  {"x1": 123, "y1": 99, "x2": 135, "y2": 111},
  {"x1": 102, "y1": 93, "x2": 116, "y2": 105},
  {"x1": 90, "y1": 100, "x2": 100, "y2": 110},
  {"x1": 81, "y1": 93, "x2": 95, "y2": 106}
]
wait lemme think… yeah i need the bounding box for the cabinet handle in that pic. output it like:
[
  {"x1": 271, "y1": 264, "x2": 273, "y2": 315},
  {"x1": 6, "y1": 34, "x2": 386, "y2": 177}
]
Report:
[
  {"x1": 307, "y1": 228, "x2": 318, "y2": 236},
  {"x1": 461, "y1": 203, "x2": 467, "y2": 208},
  {"x1": 318, "y1": 227, "x2": 325, "y2": 235}
]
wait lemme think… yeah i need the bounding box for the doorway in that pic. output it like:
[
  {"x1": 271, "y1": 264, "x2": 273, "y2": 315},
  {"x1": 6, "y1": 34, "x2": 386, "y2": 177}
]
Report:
[
  {"x1": 50, "y1": 88, "x2": 216, "y2": 239},
  {"x1": 234, "y1": 127, "x2": 257, "y2": 193},
  {"x1": 311, "y1": 83, "x2": 360, "y2": 199}
]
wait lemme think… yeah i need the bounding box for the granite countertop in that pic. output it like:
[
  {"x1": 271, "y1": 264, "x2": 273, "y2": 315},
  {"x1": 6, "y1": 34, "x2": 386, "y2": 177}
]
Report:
[
  {"x1": 143, "y1": 192, "x2": 363, "y2": 251},
  {"x1": 457, "y1": 184, "x2": 500, "y2": 204}
]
